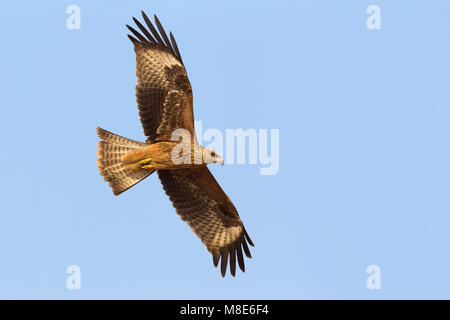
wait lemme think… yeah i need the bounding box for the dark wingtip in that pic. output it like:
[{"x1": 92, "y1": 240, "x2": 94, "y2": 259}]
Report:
[
  {"x1": 230, "y1": 248, "x2": 236, "y2": 277},
  {"x1": 126, "y1": 24, "x2": 147, "y2": 43},
  {"x1": 153, "y1": 14, "x2": 174, "y2": 51},
  {"x1": 244, "y1": 230, "x2": 255, "y2": 247},
  {"x1": 212, "y1": 251, "x2": 220, "y2": 267},
  {"x1": 220, "y1": 251, "x2": 229, "y2": 277},
  {"x1": 237, "y1": 244, "x2": 245, "y2": 273},
  {"x1": 127, "y1": 34, "x2": 139, "y2": 44},
  {"x1": 212, "y1": 231, "x2": 253, "y2": 276},
  {"x1": 169, "y1": 31, "x2": 183, "y2": 65},
  {"x1": 242, "y1": 238, "x2": 252, "y2": 259},
  {"x1": 141, "y1": 10, "x2": 150, "y2": 23},
  {"x1": 127, "y1": 11, "x2": 184, "y2": 65}
]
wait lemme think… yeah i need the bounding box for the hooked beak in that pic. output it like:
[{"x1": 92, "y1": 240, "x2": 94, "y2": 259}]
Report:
[{"x1": 218, "y1": 157, "x2": 224, "y2": 165}]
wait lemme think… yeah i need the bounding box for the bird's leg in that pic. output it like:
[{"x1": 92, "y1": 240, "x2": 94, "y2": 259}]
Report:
[{"x1": 139, "y1": 158, "x2": 154, "y2": 169}]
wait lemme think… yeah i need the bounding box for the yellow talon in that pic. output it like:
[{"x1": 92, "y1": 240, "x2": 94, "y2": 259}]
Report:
[{"x1": 139, "y1": 158, "x2": 154, "y2": 169}]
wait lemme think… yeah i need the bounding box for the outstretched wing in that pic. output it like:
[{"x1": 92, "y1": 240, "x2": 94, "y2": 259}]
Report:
[
  {"x1": 158, "y1": 168, "x2": 254, "y2": 277},
  {"x1": 127, "y1": 12, "x2": 194, "y2": 142}
]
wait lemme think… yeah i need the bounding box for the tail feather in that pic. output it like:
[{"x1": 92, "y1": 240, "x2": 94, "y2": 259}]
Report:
[
  {"x1": 97, "y1": 127, "x2": 146, "y2": 148},
  {"x1": 96, "y1": 127, "x2": 154, "y2": 195}
]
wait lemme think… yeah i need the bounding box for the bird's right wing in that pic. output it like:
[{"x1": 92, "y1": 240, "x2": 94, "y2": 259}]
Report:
[
  {"x1": 158, "y1": 167, "x2": 254, "y2": 277},
  {"x1": 127, "y1": 11, "x2": 195, "y2": 142}
]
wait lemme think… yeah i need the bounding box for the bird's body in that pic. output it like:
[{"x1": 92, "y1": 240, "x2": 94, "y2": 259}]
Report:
[
  {"x1": 96, "y1": 12, "x2": 253, "y2": 277},
  {"x1": 121, "y1": 141, "x2": 206, "y2": 171}
]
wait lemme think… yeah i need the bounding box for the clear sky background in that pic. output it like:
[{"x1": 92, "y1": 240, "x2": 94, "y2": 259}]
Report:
[{"x1": 0, "y1": 0, "x2": 449, "y2": 299}]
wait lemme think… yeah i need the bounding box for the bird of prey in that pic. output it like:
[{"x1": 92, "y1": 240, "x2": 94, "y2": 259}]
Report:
[{"x1": 96, "y1": 11, "x2": 254, "y2": 277}]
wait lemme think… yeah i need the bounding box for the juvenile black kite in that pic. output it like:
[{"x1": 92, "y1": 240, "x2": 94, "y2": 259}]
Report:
[{"x1": 96, "y1": 12, "x2": 254, "y2": 277}]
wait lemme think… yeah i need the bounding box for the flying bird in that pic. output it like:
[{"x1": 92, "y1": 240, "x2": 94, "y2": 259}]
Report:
[{"x1": 96, "y1": 11, "x2": 254, "y2": 277}]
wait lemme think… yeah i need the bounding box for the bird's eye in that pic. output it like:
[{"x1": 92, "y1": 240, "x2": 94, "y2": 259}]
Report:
[{"x1": 211, "y1": 151, "x2": 216, "y2": 157}]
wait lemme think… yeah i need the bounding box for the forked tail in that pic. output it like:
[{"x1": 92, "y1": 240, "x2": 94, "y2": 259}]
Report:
[{"x1": 96, "y1": 127, "x2": 155, "y2": 195}]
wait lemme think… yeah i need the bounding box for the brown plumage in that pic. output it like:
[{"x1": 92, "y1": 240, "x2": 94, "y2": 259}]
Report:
[{"x1": 96, "y1": 11, "x2": 253, "y2": 277}]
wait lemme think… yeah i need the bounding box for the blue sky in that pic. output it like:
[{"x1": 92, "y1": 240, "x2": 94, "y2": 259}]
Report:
[{"x1": 0, "y1": 0, "x2": 449, "y2": 299}]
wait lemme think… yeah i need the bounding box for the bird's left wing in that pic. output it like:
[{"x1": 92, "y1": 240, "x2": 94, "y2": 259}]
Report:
[
  {"x1": 127, "y1": 12, "x2": 195, "y2": 142},
  {"x1": 158, "y1": 167, "x2": 254, "y2": 277}
]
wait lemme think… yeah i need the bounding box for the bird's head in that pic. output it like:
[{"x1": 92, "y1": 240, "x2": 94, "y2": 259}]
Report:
[{"x1": 202, "y1": 147, "x2": 224, "y2": 165}]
